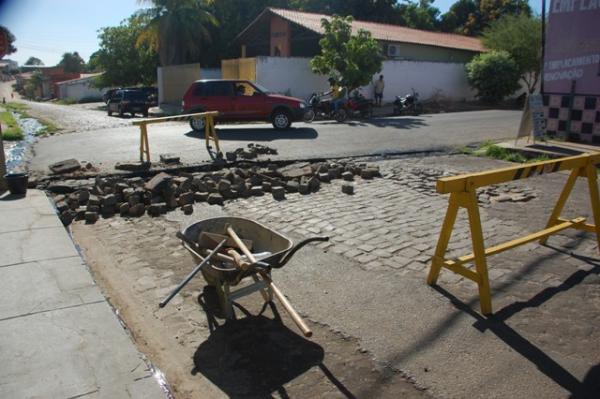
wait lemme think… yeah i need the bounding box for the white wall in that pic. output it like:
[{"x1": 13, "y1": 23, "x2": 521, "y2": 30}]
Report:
[
  {"x1": 255, "y1": 56, "x2": 329, "y2": 101},
  {"x1": 57, "y1": 78, "x2": 104, "y2": 101},
  {"x1": 255, "y1": 56, "x2": 476, "y2": 102},
  {"x1": 373, "y1": 60, "x2": 475, "y2": 102},
  {"x1": 200, "y1": 68, "x2": 221, "y2": 79}
]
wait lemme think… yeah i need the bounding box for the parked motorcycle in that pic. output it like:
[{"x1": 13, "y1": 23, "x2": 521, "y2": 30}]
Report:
[
  {"x1": 346, "y1": 90, "x2": 374, "y2": 119},
  {"x1": 393, "y1": 89, "x2": 423, "y2": 116},
  {"x1": 304, "y1": 92, "x2": 348, "y2": 122},
  {"x1": 304, "y1": 90, "x2": 372, "y2": 122}
]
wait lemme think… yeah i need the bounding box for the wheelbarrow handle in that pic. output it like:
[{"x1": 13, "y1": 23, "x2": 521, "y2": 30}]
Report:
[
  {"x1": 278, "y1": 236, "x2": 329, "y2": 267},
  {"x1": 159, "y1": 238, "x2": 227, "y2": 308}
]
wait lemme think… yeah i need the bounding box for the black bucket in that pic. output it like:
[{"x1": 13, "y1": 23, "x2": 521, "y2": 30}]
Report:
[{"x1": 5, "y1": 173, "x2": 29, "y2": 195}]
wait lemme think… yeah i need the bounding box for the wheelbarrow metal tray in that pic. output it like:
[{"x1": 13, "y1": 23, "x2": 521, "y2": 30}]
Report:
[{"x1": 181, "y1": 217, "x2": 293, "y2": 268}]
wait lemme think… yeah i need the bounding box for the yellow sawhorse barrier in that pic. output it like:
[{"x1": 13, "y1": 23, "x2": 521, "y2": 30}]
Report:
[
  {"x1": 427, "y1": 152, "x2": 600, "y2": 315},
  {"x1": 132, "y1": 111, "x2": 220, "y2": 163}
]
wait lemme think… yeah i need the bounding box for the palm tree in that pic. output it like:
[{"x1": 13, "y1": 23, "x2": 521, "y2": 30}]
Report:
[{"x1": 136, "y1": 0, "x2": 218, "y2": 66}]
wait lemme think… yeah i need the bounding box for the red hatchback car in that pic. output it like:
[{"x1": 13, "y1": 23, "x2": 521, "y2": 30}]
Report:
[{"x1": 182, "y1": 79, "x2": 308, "y2": 130}]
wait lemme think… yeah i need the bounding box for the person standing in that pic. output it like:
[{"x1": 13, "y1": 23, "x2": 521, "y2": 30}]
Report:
[{"x1": 374, "y1": 75, "x2": 385, "y2": 106}]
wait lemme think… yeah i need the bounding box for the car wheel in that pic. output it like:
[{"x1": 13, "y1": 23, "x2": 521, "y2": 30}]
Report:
[
  {"x1": 190, "y1": 117, "x2": 206, "y2": 132},
  {"x1": 272, "y1": 109, "x2": 291, "y2": 129}
]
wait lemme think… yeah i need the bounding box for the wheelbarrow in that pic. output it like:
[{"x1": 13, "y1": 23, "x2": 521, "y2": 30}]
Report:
[{"x1": 163, "y1": 217, "x2": 328, "y2": 337}]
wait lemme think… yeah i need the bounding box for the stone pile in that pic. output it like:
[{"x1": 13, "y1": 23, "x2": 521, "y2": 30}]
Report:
[
  {"x1": 51, "y1": 161, "x2": 380, "y2": 226},
  {"x1": 225, "y1": 143, "x2": 278, "y2": 161}
]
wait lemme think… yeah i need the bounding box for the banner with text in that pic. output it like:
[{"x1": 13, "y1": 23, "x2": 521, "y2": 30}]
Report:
[{"x1": 544, "y1": 0, "x2": 600, "y2": 95}]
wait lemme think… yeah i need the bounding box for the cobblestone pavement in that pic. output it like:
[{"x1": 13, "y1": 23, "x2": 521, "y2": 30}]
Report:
[{"x1": 72, "y1": 154, "x2": 600, "y2": 398}]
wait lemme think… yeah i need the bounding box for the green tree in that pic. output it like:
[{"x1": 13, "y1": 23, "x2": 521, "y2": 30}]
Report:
[
  {"x1": 25, "y1": 56, "x2": 44, "y2": 66},
  {"x1": 440, "y1": 0, "x2": 531, "y2": 36},
  {"x1": 86, "y1": 50, "x2": 101, "y2": 72},
  {"x1": 482, "y1": 14, "x2": 541, "y2": 93},
  {"x1": 137, "y1": 0, "x2": 218, "y2": 66},
  {"x1": 92, "y1": 15, "x2": 159, "y2": 87},
  {"x1": 24, "y1": 70, "x2": 43, "y2": 99},
  {"x1": 0, "y1": 25, "x2": 17, "y2": 55},
  {"x1": 440, "y1": 0, "x2": 478, "y2": 34},
  {"x1": 466, "y1": 50, "x2": 520, "y2": 103},
  {"x1": 311, "y1": 16, "x2": 383, "y2": 91},
  {"x1": 396, "y1": 0, "x2": 441, "y2": 30},
  {"x1": 58, "y1": 51, "x2": 85, "y2": 73},
  {"x1": 290, "y1": 0, "x2": 401, "y2": 23}
]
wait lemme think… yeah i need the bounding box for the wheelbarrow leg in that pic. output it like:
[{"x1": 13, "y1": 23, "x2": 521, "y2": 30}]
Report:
[
  {"x1": 222, "y1": 283, "x2": 235, "y2": 319},
  {"x1": 214, "y1": 281, "x2": 234, "y2": 319},
  {"x1": 252, "y1": 274, "x2": 272, "y2": 303}
]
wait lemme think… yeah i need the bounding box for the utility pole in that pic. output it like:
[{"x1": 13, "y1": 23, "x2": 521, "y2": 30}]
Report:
[{"x1": 541, "y1": 0, "x2": 546, "y2": 94}]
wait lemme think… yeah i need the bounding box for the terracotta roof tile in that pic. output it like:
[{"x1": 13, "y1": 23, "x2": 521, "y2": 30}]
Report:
[{"x1": 268, "y1": 7, "x2": 485, "y2": 53}]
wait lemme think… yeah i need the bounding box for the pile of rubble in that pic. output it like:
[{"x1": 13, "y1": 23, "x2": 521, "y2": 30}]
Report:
[
  {"x1": 225, "y1": 143, "x2": 278, "y2": 161},
  {"x1": 51, "y1": 161, "x2": 381, "y2": 226}
]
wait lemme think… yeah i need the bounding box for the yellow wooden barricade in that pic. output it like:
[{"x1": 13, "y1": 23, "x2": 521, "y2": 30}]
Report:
[
  {"x1": 427, "y1": 153, "x2": 600, "y2": 315},
  {"x1": 132, "y1": 111, "x2": 220, "y2": 163}
]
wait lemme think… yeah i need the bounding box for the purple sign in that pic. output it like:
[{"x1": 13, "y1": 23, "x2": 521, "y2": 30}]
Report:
[{"x1": 544, "y1": 0, "x2": 600, "y2": 95}]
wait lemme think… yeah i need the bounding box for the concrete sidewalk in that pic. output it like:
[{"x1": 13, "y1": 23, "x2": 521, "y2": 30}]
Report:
[{"x1": 0, "y1": 190, "x2": 166, "y2": 398}]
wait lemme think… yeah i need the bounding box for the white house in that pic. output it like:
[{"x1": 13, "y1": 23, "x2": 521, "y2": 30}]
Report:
[{"x1": 56, "y1": 73, "x2": 105, "y2": 102}]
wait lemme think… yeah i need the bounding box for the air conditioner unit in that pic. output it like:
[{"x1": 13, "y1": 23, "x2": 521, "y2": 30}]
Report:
[{"x1": 387, "y1": 44, "x2": 400, "y2": 58}]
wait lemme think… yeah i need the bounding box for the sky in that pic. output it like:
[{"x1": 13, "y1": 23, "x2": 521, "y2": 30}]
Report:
[{"x1": 0, "y1": 0, "x2": 544, "y2": 67}]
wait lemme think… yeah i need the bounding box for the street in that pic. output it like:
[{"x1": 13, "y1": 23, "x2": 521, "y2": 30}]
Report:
[
  {"x1": 28, "y1": 104, "x2": 521, "y2": 172},
  {"x1": 4, "y1": 98, "x2": 599, "y2": 399}
]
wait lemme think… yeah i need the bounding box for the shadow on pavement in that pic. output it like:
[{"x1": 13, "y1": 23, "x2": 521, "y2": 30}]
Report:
[
  {"x1": 314, "y1": 116, "x2": 428, "y2": 130},
  {"x1": 357, "y1": 234, "x2": 598, "y2": 398},
  {"x1": 193, "y1": 287, "x2": 355, "y2": 398},
  {"x1": 0, "y1": 193, "x2": 26, "y2": 201},
  {"x1": 185, "y1": 127, "x2": 318, "y2": 142},
  {"x1": 438, "y1": 249, "x2": 600, "y2": 397}
]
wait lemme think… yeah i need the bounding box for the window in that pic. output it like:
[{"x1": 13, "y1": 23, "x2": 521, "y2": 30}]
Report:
[
  {"x1": 207, "y1": 81, "x2": 234, "y2": 96},
  {"x1": 193, "y1": 83, "x2": 206, "y2": 97},
  {"x1": 234, "y1": 82, "x2": 258, "y2": 96}
]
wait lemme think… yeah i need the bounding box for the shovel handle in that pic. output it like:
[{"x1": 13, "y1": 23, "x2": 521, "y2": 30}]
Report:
[{"x1": 225, "y1": 225, "x2": 313, "y2": 337}]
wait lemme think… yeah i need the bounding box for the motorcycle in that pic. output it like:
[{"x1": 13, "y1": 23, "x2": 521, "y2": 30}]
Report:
[
  {"x1": 346, "y1": 90, "x2": 374, "y2": 119},
  {"x1": 304, "y1": 92, "x2": 347, "y2": 122},
  {"x1": 304, "y1": 90, "x2": 372, "y2": 123},
  {"x1": 393, "y1": 89, "x2": 423, "y2": 116}
]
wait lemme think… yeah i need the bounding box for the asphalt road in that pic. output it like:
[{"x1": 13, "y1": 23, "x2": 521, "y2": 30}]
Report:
[{"x1": 30, "y1": 109, "x2": 521, "y2": 172}]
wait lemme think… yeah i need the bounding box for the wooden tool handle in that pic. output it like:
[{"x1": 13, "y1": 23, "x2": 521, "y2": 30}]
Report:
[
  {"x1": 227, "y1": 249, "x2": 250, "y2": 270},
  {"x1": 225, "y1": 225, "x2": 313, "y2": 337}
]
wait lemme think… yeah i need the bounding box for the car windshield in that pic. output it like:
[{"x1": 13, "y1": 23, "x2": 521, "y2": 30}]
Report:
[{"x1": 251, "y1": 83, "x2": 271, "y2": 95}]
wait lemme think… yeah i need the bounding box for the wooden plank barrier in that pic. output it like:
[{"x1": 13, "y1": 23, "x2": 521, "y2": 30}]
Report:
[
  {"x1": 427, "y1": 152, "x2": 600, "y2": 315},
  {"x1": 131, "y1": 111, "x2": 220, "y2": 162}
]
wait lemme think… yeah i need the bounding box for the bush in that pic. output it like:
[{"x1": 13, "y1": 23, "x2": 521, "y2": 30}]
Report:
[{"x1": 466, "y1": 51, "x2": 521, "y2": 103}]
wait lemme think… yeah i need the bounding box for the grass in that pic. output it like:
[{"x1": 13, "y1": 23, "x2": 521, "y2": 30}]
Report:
[
  {"x1": 3, "y1": 102, "x2": 59, "y2": 136},
  {"x1": 459, "y1": 141, "x2": 552, "y2": 164},
  {"x1": 0, "y1": 109, "x2": 24, "y2": 140},
  {"x1": 4, "y1": 102, "x2": 29, "y2": 115}
]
